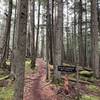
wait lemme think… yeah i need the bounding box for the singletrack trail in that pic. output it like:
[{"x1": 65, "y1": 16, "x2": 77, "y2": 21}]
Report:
[{"x1": 24, "y1": 58, "x2": 61, "y2": 100}]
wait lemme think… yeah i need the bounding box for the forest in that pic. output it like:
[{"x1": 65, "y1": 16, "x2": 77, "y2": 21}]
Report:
[{"x1": 0, "y1": 0, "x2": 100, "y2": 100}]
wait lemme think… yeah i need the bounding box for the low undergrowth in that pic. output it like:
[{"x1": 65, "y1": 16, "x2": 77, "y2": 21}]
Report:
[
  {"x1": 0, "y1": 84, "x2": 14, "y2": 100},
  {"x1": 0, "y1": 58, "x2": 33, "y2": 100},
  {"x1": 81, "y1": 95, "x2": 100, "y2": 100}
]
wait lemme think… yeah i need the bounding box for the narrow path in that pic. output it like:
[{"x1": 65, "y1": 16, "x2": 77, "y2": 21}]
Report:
[{"x1": 24, "y1": 58, "x2": 60, "y2": 100}]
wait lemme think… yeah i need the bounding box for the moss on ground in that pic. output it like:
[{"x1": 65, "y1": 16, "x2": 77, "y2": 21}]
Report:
[
  {"x1": 25, "y1": 59, "x2": 35, "y2": 74},
  {"x1": 81, "y1": 95, "x2": 100, "y2": 100},
  {"x1": 86, "y1": 85, "x2": 100, "y2": 92},
  {"x1": 0, "y1": 59, "x2": 33, "y2": 100},
  {"x1": 79, "y1": 71, "x2": 93, "y2": 77},
  {"x1": 0, "y1": 84, "x2": 14, "y2": 100}
]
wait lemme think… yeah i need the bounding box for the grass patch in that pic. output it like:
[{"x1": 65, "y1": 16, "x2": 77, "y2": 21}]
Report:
[
  {"x1": 25, "y1": 58, "x2": 38, "y2": 74},
  {"x1": 0, "y1": 84, "x2": 14, "y2": 100},
  {"x1": 0, "y1": 58, "x2": 35, "y2": 100},
  {"x1": 25, "y1": 59, "x2": 32, "y2": 74},
  {"x1": 81, "y1": 95, "x2": 100, "y2": 100},
  {"x1": 51, "y1": 78, "x2": 64, "y2": 87},
  {"x1": 79, "y1": 71, "x2": 93, "y2": 77},
  {"x1": 25, "y1": 59, "x2": 32, "y2": 67},
  {"x1": 86, "y1": 85, "x2": 100, "y2": 92}
]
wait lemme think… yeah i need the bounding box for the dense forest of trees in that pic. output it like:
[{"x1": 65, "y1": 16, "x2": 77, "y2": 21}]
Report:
[{"x1": 0, "y1": 0, "x2": 100, "y2": 100}]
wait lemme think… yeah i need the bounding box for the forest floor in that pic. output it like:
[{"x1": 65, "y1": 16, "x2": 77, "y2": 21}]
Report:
[
  {"x1": 0, "y1": 58, "x2": 100, "y2": 100},
  {"x1": 23, "y1": 58, "x2": 100, "y2": 100}
]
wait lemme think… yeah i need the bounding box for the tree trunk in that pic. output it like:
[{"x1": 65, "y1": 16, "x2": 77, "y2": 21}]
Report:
[
  {"x1": 84, "y1": 0, "x2": 87, "y2": 67},
  {"x1": 36, "y1": 0, "x2": 41, "y2": 57},
  {"x1": 13, "y1": 0, "x2": 28, "y2": 100},
  {"x1": 97, "y1": 0, "x2": 100, "y2": 33},
  {"x1": 66, "y1": 1, "x2": 69, "y2": 63},
  {"x1": 0, "y1": 0, "x2": 13, "y2": 69},
  {"x1": 53, "y1": 0, "x2": 63, "y2": 80},
  {"x1": 30, "y1": 0, "x2": 35, "y2": 69},
  {"x1": 11, "y1": 0, "x2": 17, "y2": 76},
  {"x1": 26, "y1": 17, "x2": 31, "y2": 58},
  {"x1": 78, "y1": 0, "x2": 84, "y2": 67},
  {"x1": 51, "y1": 0, "x2": 54, "y2": 65},
  {"x1": 4, "y1": 0, "x2": 13, "y2": 60},
  {"x1": 41, "y1": 27, "x2": 45, "y2": 58},
  {"x1": 91, "y1": 0, "x2": 100, "y2": 78},
  {"x1": 46, "y1": 0, "x2": 50, "y2": 80},
  {"x1": 73, "y1": 0, "x2": 77, "y2": 64}
]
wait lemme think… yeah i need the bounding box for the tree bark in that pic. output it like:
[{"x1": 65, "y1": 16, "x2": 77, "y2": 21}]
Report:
[
  {"x1": 91, "y1": 0, "x2": 100, "y2": 78},
  {"x1": 30, "y1": 0, "x2": 35, "y2": 69},
  {"x1": 36, "y1": 0, "x2": 41, "y2": 57},
  {"x1": 13, "y1": 0, "x2": 28, "y2": 100},
  {"x1": 53, "y1": 0, "x2": 63, "y2": 80},
  {"x1": 11, "y1": 0, "x2": 17, "y2": 76},
  {"x1": 84, "y1": 0, "x2": 87, "y2": 67},
  {"x1": 46, "y1": 0, "x2": 50, "y2": 80},
  {"x1": 78, "y1": 0, "x2": 84, "y2": 67},
  {"x1": 0, "y1": 0, "x2": 13, "y2": 69}
]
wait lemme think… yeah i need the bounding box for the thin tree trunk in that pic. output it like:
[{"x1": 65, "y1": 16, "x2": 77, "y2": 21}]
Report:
[
  {"x1": 49, "y1": 14, "x2": 53, "y2": 65},
  {"x1": 36, "y1": 0, "x2": 41, "y2": 57},
  {"x1": 97, "y1": 0, "x2": 100, "y2": 33},
  {"x1": 0, "y1": 0, "x2": 13, "y2": 69},
  {"x1": 78, "y1": 0, "x2": 84, "y2": 67},
  {"x1": 66, "y1": 1, "x2": 69, "y2": 63},
  {"x1": 11, "y1": 0, "x2": 17, "y2": 76},
  {"x1": 51, "y1": 0, "x2": 54, "y2": 65},
  {"x1": 84, "y1": 0, "x2": 87, "y2": 67},
  {"x1": 73, "y1": 0, "x2": 77, "y2": 64},
  {"x1": 5, "y1": 0, "x2": 13, "y2": 59},
  {"x1": 41, "y1": 27, "x2": 45, "y2": 58},
  {"x1": 30, "y1": 0, "x2": 35, "y2": 69},
  {"x1": 46, "y1": 0, "x2": 50, "y2": 80}
]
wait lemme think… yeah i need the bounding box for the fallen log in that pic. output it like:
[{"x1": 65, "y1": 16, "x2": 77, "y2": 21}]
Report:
[
  {"x1": 68, "y1": 78, "x2": 93, "y2": 85},
  {"x1": 61, "y1": 77, "x2": 93, "y2": 85},
  {"x1": 0, "y1": 75, "x2": 10, "y2": 81},
  {"x1": 0, "y1": 75, "x2": 10, "y2": 87}
]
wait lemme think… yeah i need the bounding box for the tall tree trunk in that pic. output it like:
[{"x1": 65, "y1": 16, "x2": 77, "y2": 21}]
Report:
[
  {"x1": 30, "y1": 0, "x2": 35, "y2": 69},
  {"x1": 71, "y1": 23, "x2": 75, "y2": 64},
  {"x1": 49, "y1": 14, "x2": 53, "y2": 65},
  {"x1": 13, "y1": 0, "x2": 28, "y2": 100},
  {"x1": 0, "y1": 0, "x2": 13, "y2": 68},
  {"x1": 41, "y1": 27, "x2": 45, "y2": 58},
  {"x1": 73, "y1": 0, "x2": 77, "y2": 64},
  {"x1": 26, "y1": 2, "x2": 31, "y2": 58},
  {"x1": 84, "y1": 0, "x2": 87, "y2": 67},
  {"x1": 36, "y1": 0, "x2": 41, "y2": 57},
  {"x1": 5, "y1": 0, "x2": 13, "y2": 59},
  {"x1": 97, "y1": 0, "x2": 100, "y2": 33},
  {"x1": 53, "y1": 0, "x2": 63, "y2": 80},
  {"x1": 26, "y1": 25, "x2": 31, "y2": 58},
  {"x1": 91, "y1": 0, "x2": 99, "y2": 78},
  {"x1": 66, "y1": 1, "x2": 69, "y2": 63},
  {"x1": 51, "y1": 0, "x2": 54, "y2": 65},
  {"x1": 78, "y1": 0, "x2": 84, "y2": 66},
  {"x1": 46, "y1": 0, "x2": 50, "y2": 80},
  {"x1": 11, "y1": 0, "x2": 17, "y2": 76}
]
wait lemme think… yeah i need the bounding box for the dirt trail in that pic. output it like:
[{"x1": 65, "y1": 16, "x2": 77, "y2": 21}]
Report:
[{"x1": 24, "y1": 58, "x2": 60, "y2": 100}]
